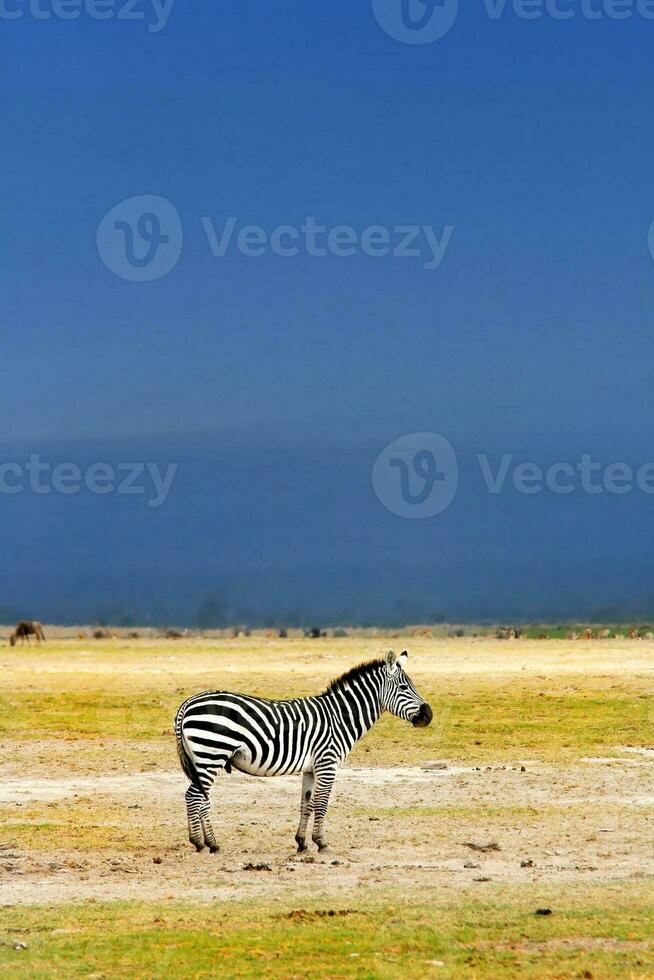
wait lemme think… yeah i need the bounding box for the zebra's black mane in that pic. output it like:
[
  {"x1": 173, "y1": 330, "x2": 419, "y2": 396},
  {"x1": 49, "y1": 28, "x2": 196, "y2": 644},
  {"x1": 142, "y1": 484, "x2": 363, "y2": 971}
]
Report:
[{"x1": 323, "y1": 658, "x2": 384, "y2": 696}]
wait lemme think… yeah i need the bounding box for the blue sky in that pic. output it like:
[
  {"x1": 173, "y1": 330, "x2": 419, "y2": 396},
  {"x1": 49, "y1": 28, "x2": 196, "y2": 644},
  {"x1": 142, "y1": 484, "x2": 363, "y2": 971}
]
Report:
[{"x1": 3, "y1": 2, "x2": 654, "y2": 624}]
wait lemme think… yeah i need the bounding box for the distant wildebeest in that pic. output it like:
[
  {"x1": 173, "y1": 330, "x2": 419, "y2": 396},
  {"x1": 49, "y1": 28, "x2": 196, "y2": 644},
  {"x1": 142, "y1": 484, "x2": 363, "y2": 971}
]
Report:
[
  {"x1": 10, "y1": 621, "x2": 46, "y2": 646},
  {"x1": 304, "y1": 628, "x2": 326, "y2": 639}
]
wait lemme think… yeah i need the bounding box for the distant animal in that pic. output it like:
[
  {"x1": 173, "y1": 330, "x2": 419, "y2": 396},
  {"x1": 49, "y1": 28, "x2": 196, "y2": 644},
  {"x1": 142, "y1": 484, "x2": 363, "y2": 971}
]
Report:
[
  {"x1": 10, "y1": 621, "x2": 46, "y2": 646},
  {"x1": 581, "y1": 628, "x2": 594, "y2": 640},
  {"x1": 174, "y1": 649, "x2": 432, "y2": 854},
  {"x1": 597, "y1": 629, "x2": 611, "y2": 639},
  {"x1": 496, "y1": 627, "x2": 521, "y2": 640},
  {"x1": 304, "y1": 628, "x2": 326, "y2": 639},
  {"x1": 278, "y1": 628, "x2": 288, "y2": 639},
  {"x1": 566, "y1": 631, "x2": 579, "y2": 640}
]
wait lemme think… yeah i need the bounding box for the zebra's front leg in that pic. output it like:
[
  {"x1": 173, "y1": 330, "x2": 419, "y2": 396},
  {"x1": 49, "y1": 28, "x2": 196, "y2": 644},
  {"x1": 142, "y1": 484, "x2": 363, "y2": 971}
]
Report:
[
  {"x1": 200, "y1": 798, "x2": 220, "y2": 853},
  {"x1": 185, "y1": 785, "x2": 206, "y2": 852},
  {"x1": 295, "y1": 770, "x2": 315, "y2": 853},
  {"x1": 311, "y1": 766, "x2": 336, "y2": 852}
]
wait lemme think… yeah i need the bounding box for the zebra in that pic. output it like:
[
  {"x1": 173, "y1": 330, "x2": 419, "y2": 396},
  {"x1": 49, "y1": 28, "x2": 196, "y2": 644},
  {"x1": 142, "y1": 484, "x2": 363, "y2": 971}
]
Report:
[{"x1": 174, "y1": 649, "x2": 432, "y2": 854}]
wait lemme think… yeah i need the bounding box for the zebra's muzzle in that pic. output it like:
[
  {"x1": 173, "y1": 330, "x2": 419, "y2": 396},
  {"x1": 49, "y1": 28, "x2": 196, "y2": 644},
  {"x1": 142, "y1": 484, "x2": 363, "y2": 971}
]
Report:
[{"x1": 411, "y1": 703, "x2": 433, "y2": 728}]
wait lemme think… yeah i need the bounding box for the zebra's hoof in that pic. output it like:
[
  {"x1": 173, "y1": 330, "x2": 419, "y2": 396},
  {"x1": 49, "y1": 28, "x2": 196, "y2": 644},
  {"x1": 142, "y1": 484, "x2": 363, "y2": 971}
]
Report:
[
  {"x1": 193, "y1": 844, "x2": 205, "y2": 853},
  {"x1": 209, "y1": 845, "x2": 220, "y2": 854},
  {"x1": 296, "y1": 844, "x2": 308, "y2": 854}
]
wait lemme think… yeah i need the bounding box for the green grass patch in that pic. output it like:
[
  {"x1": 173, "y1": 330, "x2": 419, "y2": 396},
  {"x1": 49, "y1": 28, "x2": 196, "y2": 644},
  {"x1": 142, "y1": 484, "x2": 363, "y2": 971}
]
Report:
[
  {"x1": 2, "y1": 678, "x2": 651, "y2": 768},
  {"x1": 0, "y1": 796, "x2": 178, "y2": 851},
  {"x1": 349, "y1": 681, "x2": 652, "y2": 765},
  {"x1": 0, "y1": 693, "x2": 169, "y2": 739},
  {"x1": 1, "y1": 886, "x2": 653, "y2": 978}
]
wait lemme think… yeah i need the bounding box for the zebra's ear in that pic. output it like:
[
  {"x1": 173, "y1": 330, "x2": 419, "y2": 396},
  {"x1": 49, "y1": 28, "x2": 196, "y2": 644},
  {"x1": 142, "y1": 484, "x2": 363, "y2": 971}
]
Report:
[
  {"x1": 398, "y1": 650, "x2": 408, "y2": 669},
  {"x1": 384, "y1": 649, "x2": 399, "y2": 674}
]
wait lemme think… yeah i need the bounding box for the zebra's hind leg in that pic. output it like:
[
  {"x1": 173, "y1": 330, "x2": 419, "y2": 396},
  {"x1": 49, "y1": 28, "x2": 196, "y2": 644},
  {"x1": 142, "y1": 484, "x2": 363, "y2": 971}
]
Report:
[
  {"x1": 311, "y1": 765, "x2": 336, "y2": 852},
  {"x1": 295, "y1": 770, "x2": 315, "y2": 853},
  {"x1": 200, "y1": 798, "x2": 220, "y2": 853},
  {"x1": 185, "y1": 785, "x2": 207, "y2": 851}
]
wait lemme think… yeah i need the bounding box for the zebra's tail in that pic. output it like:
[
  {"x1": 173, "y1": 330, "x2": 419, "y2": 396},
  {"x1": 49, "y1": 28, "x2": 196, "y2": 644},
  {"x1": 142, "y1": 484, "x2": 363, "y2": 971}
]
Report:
[{"x1": 174, "y1": 703, "x2": 208, "y2": 800}]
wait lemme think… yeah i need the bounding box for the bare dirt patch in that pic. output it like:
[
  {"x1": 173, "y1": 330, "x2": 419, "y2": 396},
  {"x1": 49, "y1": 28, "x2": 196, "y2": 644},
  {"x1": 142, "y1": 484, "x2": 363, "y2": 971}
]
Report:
[{"x1": 2, "y1": 756, "x2": 652, "y2": 905}]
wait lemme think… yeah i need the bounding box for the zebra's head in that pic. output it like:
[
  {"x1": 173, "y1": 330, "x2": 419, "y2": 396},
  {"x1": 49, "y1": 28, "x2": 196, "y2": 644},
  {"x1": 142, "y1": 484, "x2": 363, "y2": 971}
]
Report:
[{"x1": 381, "y1": 649, "x2": 433, "y2": 728}]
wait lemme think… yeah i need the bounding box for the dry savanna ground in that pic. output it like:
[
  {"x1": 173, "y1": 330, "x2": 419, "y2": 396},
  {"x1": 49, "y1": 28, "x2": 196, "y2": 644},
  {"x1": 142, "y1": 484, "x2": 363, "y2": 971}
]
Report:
[{"x1": 0, "y1": 634, "x2": 653, "y2": 977}]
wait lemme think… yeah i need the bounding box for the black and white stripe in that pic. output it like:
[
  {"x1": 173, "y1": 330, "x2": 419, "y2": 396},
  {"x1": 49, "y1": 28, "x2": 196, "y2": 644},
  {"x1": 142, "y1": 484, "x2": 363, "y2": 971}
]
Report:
[{"x1": 174, "y1": 649, "x2": 432, "y2": 853}]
